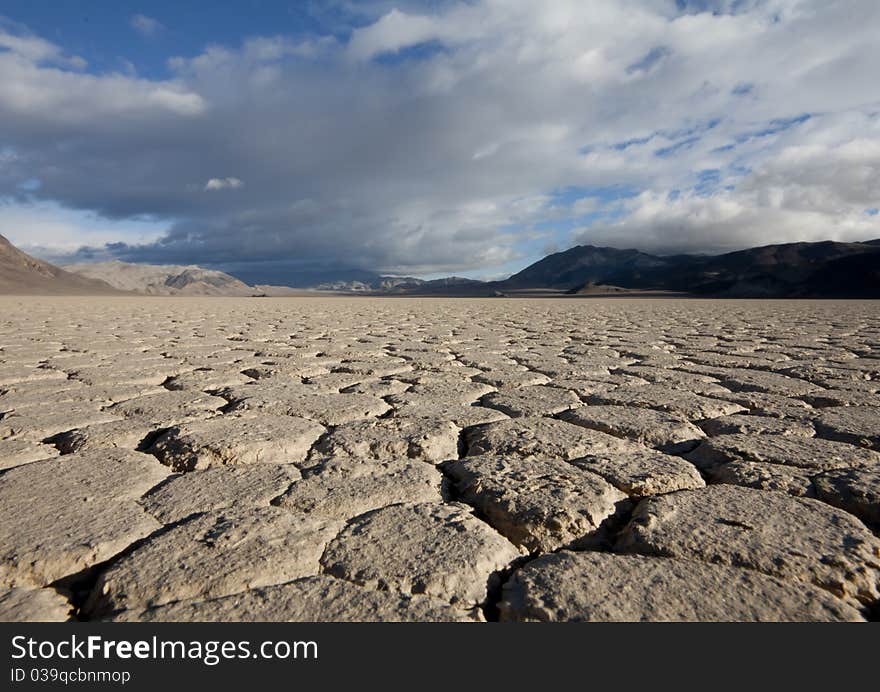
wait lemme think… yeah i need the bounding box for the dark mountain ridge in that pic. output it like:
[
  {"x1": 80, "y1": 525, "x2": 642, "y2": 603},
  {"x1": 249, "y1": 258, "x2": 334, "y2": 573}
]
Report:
[{"x1": 480, "y1": 239, "x2": 880, "y2": 298}]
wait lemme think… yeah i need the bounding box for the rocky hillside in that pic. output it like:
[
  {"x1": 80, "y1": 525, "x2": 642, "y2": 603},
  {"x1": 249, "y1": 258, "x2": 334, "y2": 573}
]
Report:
[{"x1": 0, "y1": 234, "x2": 120, "y2": 295}]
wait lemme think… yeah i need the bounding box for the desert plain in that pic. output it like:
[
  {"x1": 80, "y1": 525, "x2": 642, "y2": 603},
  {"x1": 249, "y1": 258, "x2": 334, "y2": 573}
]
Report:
[{"x1": 0, "y1": 296, "x2": 878, "y2": 622}]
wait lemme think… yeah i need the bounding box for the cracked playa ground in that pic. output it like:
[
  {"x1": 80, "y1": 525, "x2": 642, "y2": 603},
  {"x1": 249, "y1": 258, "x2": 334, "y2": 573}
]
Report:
[{"x1": 1, "y1": 297, "x2": 879, "y2": 623}]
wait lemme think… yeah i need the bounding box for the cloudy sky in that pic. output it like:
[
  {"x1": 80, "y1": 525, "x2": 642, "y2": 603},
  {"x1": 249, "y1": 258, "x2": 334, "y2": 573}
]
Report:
[{"x1": 1, "y1": 0, "x2": 879, "y2": 284}]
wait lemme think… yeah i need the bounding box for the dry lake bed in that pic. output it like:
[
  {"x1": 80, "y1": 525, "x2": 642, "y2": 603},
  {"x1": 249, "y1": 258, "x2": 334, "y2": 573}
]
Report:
[{"x1": 1, "y1": 296, "x2": 878, "y2": 622}]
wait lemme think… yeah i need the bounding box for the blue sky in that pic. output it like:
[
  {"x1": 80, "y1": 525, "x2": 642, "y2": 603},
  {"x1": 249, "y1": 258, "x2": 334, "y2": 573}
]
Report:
[
  {"x1": 1, "y1": 0, "x2": 879, "y2": 285},
  {"x1": 1, "y1": 1, "x2": 376, "y2": 78}
]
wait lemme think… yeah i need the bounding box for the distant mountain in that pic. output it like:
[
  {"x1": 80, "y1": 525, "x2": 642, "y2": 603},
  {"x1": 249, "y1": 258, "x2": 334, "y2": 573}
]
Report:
[
  {"x1": 415, "y1": 276, "x2": 486, "y2": 289},
  {"x1": 63, "y1": 261, "x2": 259, "y2": 296},
  {"x1": 252, "y1": 285, "x2": 334, "y2": 296},
  {"x1": 0, "y1": 234, "x2": 120, "y2": 295},
  {"x1": 502, "y1": 245, "x2": 669, "y2": 290},
  {"x1": 314, "y1": 275, "x2": 485, "y2": 293},
  {"x1": 315, "y1": 275, "x2": 421, "y2": 292},
  {"x1": 224, "y1": 265, "x2": 384, "y2": 289},
  {"x1": 303, "y1": 239, "x2": 880, "y2": 297},
  {"x1": 6, "y1": 232, "x2": 878, "y2": 298},
  {"x1": 493, "y1": 239, "x2": 880, "y2": 298}
]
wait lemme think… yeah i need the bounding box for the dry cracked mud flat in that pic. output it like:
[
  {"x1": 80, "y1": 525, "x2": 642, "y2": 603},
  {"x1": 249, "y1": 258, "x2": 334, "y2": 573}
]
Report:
[{"x1": 1, "y1": 296, "x2": 879, "y2": 622}]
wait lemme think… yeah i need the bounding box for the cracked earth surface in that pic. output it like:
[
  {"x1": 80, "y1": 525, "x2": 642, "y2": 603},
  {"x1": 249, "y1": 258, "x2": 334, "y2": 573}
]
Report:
[{"x1": 0, "y1": 296, "x2": 878, "y2": 622}]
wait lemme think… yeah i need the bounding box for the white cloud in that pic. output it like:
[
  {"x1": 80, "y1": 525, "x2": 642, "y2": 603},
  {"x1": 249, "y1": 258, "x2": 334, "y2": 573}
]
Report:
[
  {"x1": 204, "y1": 177, "x2": 244, "y2": 191},
  {"x1": 0, "y1": 26, "x2": 86, "y2": 69},
  {"x1": 576, "y1": 109, "x2": 880, "y2": 252},
  {"x1": 578, "y1": 186, "x2": 880, "y2": 256},
  {"x1": 130, "y1": 14, "x2": 164, "y2": 38},
  {"x1": 346, "y1": 8, "x2": 471, "y2": 60},
  {"x1": 0, "y1": 28, "x2": 204, "y2": 123}
]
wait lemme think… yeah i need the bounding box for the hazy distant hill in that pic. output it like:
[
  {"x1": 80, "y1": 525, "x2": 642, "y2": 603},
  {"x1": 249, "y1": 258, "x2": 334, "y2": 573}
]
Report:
[
  {"x1": 63, "y1": 260, "x2": 259, "y2": 296},
  {"x1": 314, "y1": 275, "x2": 484, "y2": 293},
  {"x1": 315, "y1": 275, "x2": 421, "y2": 292},
  {"x1": 0, "y1": 234, "x2": 120, "y2": 295}
]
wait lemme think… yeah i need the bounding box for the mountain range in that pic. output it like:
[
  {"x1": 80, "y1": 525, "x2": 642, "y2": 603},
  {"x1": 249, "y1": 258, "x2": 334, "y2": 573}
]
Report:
[
  {"x1": 310, "y1": 239, "x2": 880, "y2": 298},
  {"x1": 315, "y1": 275, "x2": 486, "y2": 293},
  {"x1": 61, "y1": 260, "x2": 259, "y2": 296},
  {"x1": 492, "y1": 239, "x2": 880, "y2": 298},
  {"x1": 2, "y1": 232, "x2": 879, "y2": 297}
]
